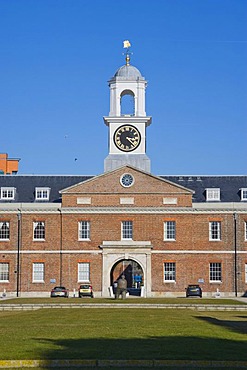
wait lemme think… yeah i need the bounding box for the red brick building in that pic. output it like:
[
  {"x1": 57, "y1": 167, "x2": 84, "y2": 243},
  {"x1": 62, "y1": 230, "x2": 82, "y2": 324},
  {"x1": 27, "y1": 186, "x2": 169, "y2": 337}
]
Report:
[
  {"x1": 0, "y1": 49, "x2": 247, "y2": 298},
  {"x1": 0, "y1": 153, "x2": 20, "y2": 175}
]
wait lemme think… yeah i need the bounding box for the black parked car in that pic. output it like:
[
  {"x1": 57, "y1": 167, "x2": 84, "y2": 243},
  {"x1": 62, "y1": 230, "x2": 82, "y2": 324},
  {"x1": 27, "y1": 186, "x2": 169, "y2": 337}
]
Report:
[
  {"x1": 50, "y1": 286, "x2": 69, "y2": 298},
  {"x1": 186, "y1": 284, "x2": 202, "y2": 298}
]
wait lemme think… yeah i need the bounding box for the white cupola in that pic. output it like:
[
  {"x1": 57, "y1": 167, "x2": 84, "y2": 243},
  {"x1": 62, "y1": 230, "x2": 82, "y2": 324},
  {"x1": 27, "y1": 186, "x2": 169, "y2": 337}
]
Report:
[{"x1": 104, "y1": 41, "x2": 152, "y2": 173}]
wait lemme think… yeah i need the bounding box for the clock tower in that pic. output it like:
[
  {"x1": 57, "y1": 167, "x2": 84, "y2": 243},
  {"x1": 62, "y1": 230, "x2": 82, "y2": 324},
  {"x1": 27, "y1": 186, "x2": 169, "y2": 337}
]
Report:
[{"x1": 104, "y1": 41, "x2": 152, "y2": 173}]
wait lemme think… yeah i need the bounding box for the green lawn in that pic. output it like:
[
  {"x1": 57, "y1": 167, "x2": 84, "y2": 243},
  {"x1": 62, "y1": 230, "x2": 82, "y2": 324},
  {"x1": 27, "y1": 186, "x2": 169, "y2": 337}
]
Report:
[
  {"x1": 1, "y1": 297, "x2": 246, "y2": 305},
  {"x1": 0, "y1": 308, "x2": 247, "y2": 362}
]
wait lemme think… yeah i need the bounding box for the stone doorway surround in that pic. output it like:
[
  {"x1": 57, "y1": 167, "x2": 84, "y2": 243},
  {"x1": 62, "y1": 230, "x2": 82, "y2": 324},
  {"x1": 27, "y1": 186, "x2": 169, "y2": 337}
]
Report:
[{"x1": 100, "y1": 240, "x2": 152, "y2": 297}]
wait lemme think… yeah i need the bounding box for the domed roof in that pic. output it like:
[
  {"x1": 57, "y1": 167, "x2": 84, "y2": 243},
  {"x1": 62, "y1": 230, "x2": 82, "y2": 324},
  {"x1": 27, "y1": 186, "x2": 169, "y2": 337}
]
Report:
[{"x1": 114, "y1": 65, "x2": 144, "y2": 80}]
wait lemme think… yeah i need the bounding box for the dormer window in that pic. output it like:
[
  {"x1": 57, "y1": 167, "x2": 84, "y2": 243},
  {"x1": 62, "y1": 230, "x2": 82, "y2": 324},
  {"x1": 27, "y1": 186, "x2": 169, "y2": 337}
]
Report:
[
  {"x1": 206, "y1": 188, "x2": 220, "y2": 201},
  {"x1": 35, "y1": 187, "x2": 50, "y2": 201},
  {"x1": 0, "y1": 187, "x2": 16, "y2": 200},
  {"x1": 240, "y1": 188, "x2": 247, "y2": 201}
]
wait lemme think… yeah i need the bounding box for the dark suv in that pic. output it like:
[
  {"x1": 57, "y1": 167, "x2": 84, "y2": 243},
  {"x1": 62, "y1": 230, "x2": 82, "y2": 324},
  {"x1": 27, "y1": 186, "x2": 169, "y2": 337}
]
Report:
[{"x1": 186, "y1": 284, "x2": 202, "y2": 298}]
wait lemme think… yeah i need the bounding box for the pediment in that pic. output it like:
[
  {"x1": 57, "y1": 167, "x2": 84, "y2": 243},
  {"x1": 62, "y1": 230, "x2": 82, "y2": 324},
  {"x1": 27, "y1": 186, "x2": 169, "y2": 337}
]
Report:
[{"x1": 60, "y1": 166, "x2": 193, "y2": 196}]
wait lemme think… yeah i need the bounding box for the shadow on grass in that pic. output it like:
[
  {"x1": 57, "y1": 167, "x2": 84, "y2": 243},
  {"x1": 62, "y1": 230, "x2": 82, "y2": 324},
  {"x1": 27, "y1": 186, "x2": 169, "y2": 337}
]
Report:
[
  {"x1": 34, "y1": 335, "x2": 247, "y2": 368},
  {"x1": 197, "y1": 316, "x2": 247, "y2": 334}
]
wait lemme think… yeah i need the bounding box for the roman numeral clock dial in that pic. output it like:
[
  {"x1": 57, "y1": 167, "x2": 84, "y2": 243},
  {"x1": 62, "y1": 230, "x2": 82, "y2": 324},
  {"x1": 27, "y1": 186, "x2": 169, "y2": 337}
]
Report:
[{"x1": 113, "y1": 125, "x2": 141, "y2": 152}]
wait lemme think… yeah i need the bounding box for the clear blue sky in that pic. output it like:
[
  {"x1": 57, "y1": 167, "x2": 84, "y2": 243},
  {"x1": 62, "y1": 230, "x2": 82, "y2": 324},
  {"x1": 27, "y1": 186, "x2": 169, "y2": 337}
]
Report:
[{"x1": 0, "y1": 0, "x2": 246, "y2": 175}]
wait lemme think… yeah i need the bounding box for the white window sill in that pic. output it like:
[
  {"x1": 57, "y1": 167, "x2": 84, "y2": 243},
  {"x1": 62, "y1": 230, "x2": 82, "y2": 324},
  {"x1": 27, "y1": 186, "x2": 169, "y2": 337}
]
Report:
[
  {"x1": 0, "y1": 280, "x2": 9, "y2": 283},
  {"x1": 78, "y1": 239, "x2": 91, "y2": 241},
  {"x1": 33, "y1": 239, "x2": 45, "y2": 242},
  {"x1": 164, "y1": 280, "x2": 176, "y2": 283},
  {"x1": 32, "y1": 281, "x2": 44, "y2": 283},
  {"x1": 209, "y1": 281, "x2": 222, "y2": 284},
  {"x1": 78, "y1": 280, "x2": 90, "y2": 283}
]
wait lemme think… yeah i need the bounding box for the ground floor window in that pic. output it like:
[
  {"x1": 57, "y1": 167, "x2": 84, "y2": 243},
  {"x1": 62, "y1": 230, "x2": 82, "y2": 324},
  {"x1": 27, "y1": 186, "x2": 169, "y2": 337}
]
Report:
[
  {"x1": 164, "y1": 262, "x2": 176, "y2": 282},
  {"x1": 0, "y1": 263, "x2": 9, "y2": 282},
  {"x1": 210, "y1": 262, "x2": 222, "y2": 282},
  {"x1": 32, "y1": 263, "x2": 44, "y2": 282},
  {"x1": 78, "y1": 262, "x2": 90, "y2": 282}
]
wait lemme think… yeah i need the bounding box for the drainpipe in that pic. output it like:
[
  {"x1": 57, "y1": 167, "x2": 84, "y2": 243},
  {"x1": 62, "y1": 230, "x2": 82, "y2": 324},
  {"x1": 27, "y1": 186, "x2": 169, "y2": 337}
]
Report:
[
  {"x1": 58, "y1": 208, "x2": 62, "y2": 286},
  {"x1": 233, "y1": 213, "x2": 237, "y2": 297},
  {"x1": 17, "y1": 209, "x2": 22, "y2": 297}
]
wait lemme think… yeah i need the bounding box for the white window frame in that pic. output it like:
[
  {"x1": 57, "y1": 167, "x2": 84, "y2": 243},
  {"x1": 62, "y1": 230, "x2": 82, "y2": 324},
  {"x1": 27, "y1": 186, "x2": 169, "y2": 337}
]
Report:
[
  {"x1": 206, "y1": 188, "x2": 220, "y2": 201},
  {"x1": 209, "y1": 221, "x2": 221, "y2": 241},
  {"x1": 0, "y1": 263, "x2": 9, "y2": 282},
  {"x1": 245, "y1": 263, "x2": 247, "y2": 284},
  {"x1": 0, "y1": 187, "x2": 16, "y2": 200},
  {"x1": 121, "y1": 221, "x2": 133, "y2": 240},
  {"x1": 245, "y1": 222, "x2": 247, "y2": 241},
  {"x1": 32, "y1": 263, "x2": 45, "y2": 283},
  {"x1": 0, "y1": 221, "x2": 10, "y2": 241},
  {"x1": 241, "y1": 188, "x2": 247, "y2": 201},
  {"x1": 78, "y1": 262, "x2": 90, "y2": 282},
  {"x1": 209, "y1": 262, "x2": 222, "y2": 282},
  {"x1": 33, "y1": 222, "x2": 45, "y2": 241},
  {"x1": 164, "y1": 262, "x2": 176, "y2": 282},
  {"x1": 164, "y1": 221, "x2": 176, "y2": 241},
  {"x1": 78, "y1": 221, "x2": 90, "y2": 240},
  {"x1": 35, "y1": 187, "x2": 50, "y2": 201}
]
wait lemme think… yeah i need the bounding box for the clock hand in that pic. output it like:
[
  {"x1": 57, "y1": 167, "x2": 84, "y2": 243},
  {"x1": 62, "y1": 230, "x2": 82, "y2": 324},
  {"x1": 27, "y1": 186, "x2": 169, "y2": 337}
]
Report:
[{"x1": 126, "y1": 137, "x2": 136, "y2": 144}]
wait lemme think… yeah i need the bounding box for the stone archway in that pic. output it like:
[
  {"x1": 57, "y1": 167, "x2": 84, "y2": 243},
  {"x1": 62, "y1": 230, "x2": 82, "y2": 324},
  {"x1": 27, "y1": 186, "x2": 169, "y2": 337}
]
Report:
[
  {"x1": 100, "y1": 240, "x2": 152, "y2": 297},
  {"x1": 110, "y1": 259, "x2": 144, "y2": 296}
]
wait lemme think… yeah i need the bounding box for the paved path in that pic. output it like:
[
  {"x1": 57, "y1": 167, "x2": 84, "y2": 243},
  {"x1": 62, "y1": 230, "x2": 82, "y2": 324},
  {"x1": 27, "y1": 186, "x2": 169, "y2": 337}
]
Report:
[{"x1": 0, "y1": 301, "x2": 247, "y2": 311}]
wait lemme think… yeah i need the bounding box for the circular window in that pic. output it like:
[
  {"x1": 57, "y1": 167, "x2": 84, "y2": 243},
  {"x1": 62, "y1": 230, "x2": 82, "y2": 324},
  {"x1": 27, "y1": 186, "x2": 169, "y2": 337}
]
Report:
[{"x1": 120, "y1": 173, "x2": 135, "y2": 187}]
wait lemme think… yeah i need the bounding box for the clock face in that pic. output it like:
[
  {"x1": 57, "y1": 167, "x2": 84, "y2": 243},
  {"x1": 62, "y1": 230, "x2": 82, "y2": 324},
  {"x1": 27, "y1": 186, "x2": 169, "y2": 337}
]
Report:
[{"x1": 113, "y1": 125, "x2": 141, "y2": 152}]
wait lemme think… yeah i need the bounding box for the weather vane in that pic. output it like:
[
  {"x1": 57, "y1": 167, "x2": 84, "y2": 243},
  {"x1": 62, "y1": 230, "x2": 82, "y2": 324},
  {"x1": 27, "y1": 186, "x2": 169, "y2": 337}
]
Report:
[{"x1": 123, "y1": 40, "x2": 132, "y2": 66}]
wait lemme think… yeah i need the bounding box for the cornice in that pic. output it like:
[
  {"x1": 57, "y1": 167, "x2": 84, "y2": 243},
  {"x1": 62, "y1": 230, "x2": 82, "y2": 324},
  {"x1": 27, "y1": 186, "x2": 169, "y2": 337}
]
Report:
[
  {"x1": 0, "y1": 202, "x2": 246, "y2": 214},
  {"x1": 60, "y1": 206, "x2": 247, "y2": 214}
]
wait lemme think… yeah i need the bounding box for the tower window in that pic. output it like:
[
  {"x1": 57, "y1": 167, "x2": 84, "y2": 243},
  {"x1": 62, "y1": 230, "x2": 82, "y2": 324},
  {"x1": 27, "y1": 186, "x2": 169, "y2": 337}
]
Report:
[{"x1": 120, "y1": 90, "x2": 135, "y2": 116}]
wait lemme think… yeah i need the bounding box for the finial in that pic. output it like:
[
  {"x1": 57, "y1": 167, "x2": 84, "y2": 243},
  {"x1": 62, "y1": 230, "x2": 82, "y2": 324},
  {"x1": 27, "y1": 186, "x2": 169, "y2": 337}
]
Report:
[{"x1": 123, "y1": 40, "x2": 132, "y2": 66}]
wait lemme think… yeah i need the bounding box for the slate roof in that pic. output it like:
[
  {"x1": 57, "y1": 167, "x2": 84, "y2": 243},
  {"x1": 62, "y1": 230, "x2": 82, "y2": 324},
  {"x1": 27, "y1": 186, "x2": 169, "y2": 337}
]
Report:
[
  {"x1": 161, "y1": 175, "x2": 247, "y2": 203},
  {"x1": 0, "y1": 174, "x2": 246, "y2": 203},
  {"x1": 0, "y1": 175, "x2": 93, "y2": 203}
]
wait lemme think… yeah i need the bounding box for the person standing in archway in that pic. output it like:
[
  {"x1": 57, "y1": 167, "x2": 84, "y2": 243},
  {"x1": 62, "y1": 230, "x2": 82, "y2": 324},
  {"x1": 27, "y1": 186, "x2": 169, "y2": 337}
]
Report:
[{"x1": 115, "y1": 275, "x2": 127, "y2": 299}]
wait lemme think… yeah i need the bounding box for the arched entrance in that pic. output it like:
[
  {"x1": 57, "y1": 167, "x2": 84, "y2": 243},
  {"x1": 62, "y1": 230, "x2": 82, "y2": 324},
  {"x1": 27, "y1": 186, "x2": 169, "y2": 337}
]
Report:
[
  {"x1": 110, "y1": 259, "x2": 143, "y2": 296},
  {"x1": 100, "y1": 240, "x2": 152, "y2": 297}
]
